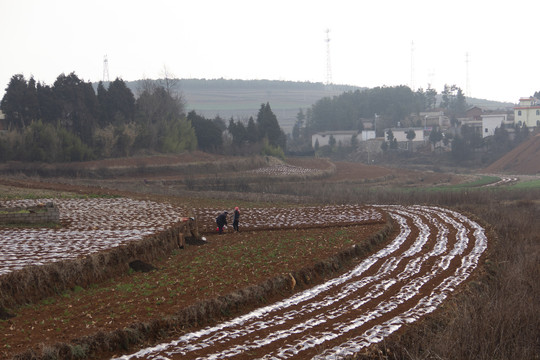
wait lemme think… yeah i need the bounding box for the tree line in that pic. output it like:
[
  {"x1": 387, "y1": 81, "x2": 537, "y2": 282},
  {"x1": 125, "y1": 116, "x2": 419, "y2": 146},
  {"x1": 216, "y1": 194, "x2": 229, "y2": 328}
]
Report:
[
  {"x1": 189, "y1": 102, "x2": 286, "y2": 158},
  {"x1": 0, "y1": 73, "x2": 285, "y2": 162},
  {"x1": 300, "y1": 84, "x2": 467, "y2": 135}
]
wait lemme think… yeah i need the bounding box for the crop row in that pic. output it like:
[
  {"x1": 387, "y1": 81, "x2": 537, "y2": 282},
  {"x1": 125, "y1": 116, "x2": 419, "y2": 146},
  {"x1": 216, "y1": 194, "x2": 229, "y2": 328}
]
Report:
[
  {"x1": 194, "y1": 205, "x2": 383, "y2": 232},
  {"x1": 0, "y1": 198, "x2": 184, "y2": 275},
  {"x1": 247, "y1": 164, "x2": 323, "y2": 176},
  {"x1": 0, "y1": 199, "x2": 383, "y2": 276}
]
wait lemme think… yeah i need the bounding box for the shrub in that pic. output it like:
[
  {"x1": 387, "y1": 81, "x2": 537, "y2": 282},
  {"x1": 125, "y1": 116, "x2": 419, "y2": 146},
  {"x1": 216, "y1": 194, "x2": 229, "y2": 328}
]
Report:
[{"x1": 261, "y1": 138, "x2": 284, "y2": 160}]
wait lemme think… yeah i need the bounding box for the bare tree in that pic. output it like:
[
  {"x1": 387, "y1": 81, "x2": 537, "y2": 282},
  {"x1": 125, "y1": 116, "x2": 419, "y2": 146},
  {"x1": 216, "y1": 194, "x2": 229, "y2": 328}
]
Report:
[
  {"x1": 159, "y1": 65, "x2": 180, "y2": 97},
  {"x1": 159, "y1": 65, "x2": 185, "y2": 115}
]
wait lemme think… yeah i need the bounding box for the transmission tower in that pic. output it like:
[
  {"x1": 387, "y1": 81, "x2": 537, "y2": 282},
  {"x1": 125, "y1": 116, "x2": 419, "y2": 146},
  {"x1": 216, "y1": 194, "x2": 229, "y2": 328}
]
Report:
[
  {"x1": 410, "y1": 41, "x2": 415, "y2": 91},
  {"x1": 325, "y1": 29, "x2": 332, "y2": 87},
  {"x1": 465, "y1": 52, "x2": 471, "y2": 98},
  {"x1": 103, "y1": 55, "x2": 110, "y2": 83}
]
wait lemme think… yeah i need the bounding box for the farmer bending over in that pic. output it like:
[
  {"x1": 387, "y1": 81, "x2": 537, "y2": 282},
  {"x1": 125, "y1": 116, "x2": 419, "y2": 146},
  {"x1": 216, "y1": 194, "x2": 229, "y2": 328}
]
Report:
[{"x1": 216, "y1": 211, "x2": 228, "y2": 234}]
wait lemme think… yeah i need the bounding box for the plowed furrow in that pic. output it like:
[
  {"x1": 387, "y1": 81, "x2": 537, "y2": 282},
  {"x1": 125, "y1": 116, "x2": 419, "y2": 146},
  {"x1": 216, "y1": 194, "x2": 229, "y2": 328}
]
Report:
[{"x1": 115, "y1": 205, "x2": 487, "y2": 360}]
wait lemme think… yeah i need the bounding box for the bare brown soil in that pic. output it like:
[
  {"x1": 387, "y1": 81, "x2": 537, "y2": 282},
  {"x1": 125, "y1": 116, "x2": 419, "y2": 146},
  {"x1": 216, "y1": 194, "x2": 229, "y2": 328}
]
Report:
[
  {"x1": 1, "y1": 213, "x2": 388, "y2": 359},
  {"x1": 484, "y1": 133, "x2": 540, "y2": 174},
  {"x1": 134, "y1": 205, "x2": 483, "y2": 359}
]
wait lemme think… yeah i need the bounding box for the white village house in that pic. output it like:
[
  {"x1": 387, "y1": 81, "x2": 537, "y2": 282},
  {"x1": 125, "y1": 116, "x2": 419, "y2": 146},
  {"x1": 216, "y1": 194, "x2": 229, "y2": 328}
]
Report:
[
  {"x1": 514, "y1": 97, "x2": 540, "y2": 128},
  {"x1": 481, "y1": 113, "x2": 512, "y2": 138}
]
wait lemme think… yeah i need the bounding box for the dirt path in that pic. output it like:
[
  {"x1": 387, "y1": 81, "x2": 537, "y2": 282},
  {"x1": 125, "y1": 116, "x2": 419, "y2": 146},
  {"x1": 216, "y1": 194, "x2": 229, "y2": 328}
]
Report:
[{"x1": 113, "y1": 205, "x2": 487, "y2": 359}]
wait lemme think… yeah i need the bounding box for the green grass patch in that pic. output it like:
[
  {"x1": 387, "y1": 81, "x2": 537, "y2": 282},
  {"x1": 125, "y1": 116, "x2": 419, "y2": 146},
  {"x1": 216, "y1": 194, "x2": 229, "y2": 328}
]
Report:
[
  {"x1": 0, "y1": 209, "x2": 35, "y2": 214},
  {"x1": 0, "y1": 190, "x2": 121, "y2": 201},
  {"x1": 380, "y1": 175, "x2": 502, "y2": 194},
  {"x1": 509, "y1": 179, "x2": 540, "y2": 189},
  {"x1": 115, "y1": 283, "x2": 134, "y2": 293},
  {"x1": 41, "y1": 297, "x2": 56, "y2": 305},
  {"x1": 428, "y1": 175, "x2": 501, "y2": 191}
]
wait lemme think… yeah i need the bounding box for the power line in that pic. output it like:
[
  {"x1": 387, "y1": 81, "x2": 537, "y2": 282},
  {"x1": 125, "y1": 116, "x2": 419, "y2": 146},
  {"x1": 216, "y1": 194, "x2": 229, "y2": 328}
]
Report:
[
  {"x1": 465, "y1": 52, "x2": 471, "y2": 97},
  {"x1": 410, "y1": 41, "x2": 415, "y2": 91}
]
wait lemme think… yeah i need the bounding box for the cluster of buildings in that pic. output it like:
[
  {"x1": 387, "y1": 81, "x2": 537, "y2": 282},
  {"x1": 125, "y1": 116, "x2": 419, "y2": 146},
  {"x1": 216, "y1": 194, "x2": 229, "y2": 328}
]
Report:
[{"x1": 311, "y1": 97, "x2": 539, "y2": 153}]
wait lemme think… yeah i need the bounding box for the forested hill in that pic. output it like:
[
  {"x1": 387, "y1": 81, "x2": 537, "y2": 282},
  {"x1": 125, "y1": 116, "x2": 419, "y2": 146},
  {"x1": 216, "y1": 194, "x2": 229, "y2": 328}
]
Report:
[
  {"x1": 119, "y1": 79, "x2": 514, "y2": 134},
  {"x1": 122, "y1": 79, "x2": 362, "y2": 133}
]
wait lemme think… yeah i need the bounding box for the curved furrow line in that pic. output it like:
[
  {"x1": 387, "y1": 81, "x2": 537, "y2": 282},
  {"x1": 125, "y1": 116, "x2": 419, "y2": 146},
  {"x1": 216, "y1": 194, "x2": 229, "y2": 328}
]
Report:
[
  {"x1": 173, "y1": 213, "x2": 417, "y2": 348},
  {"x1": 114, "y1": 206, "x2": 487, "y2": 360},
  {"x1": 314, "y1": 206, "x2": 487, "y2": 359},
  {"x1": 246, "y1": 207, "x2": 472, "y2": 359},
  {"x1": 114, "y1": 212, "x2": 419, "y2": 359}
]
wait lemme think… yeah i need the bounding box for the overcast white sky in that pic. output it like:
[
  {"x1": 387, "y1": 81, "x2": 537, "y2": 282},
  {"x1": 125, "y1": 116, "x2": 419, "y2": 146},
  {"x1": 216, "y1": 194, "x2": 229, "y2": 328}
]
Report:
[{"x1": 1, "y1": 0, "x2": 539, "y2": 103}]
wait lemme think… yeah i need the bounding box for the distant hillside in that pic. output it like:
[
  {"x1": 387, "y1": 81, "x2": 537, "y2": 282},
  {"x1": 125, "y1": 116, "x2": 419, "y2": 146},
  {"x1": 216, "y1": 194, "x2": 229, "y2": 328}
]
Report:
[
  {"x1": 124, "y1": 79, "x2": 360, "y2": 134},
  {"x1": 484, "y1": 133, "x2": 540, "y2": 174},
  {"x1": 465, "y1": 97, "x2": 515, "y2": 111},
  {"x1": 112, "y1": 78, "x2": 514, "y2": 134}
]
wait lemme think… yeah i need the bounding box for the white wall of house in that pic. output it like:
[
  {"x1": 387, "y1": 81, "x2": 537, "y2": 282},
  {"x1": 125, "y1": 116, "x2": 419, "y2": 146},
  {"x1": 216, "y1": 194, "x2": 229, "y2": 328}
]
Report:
[
  {"x1": 481, "y1": 114, "x2": 508, "y2": 138},
  {"x1": 360, "y1": 130, "x2": 376, "y2": 141},
  {"x1": 514, "y1": 97, "x2": 540, "y2": 128},
  {"x1": 385, "y1": 128, "x2": 424, "y2": 142}
]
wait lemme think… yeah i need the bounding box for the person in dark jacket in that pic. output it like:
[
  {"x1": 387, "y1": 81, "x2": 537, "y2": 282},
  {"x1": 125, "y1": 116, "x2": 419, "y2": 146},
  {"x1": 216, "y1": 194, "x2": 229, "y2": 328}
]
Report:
[
  {"x1": 216, "y1": 211, "x2": 228, "y2": 234},
  {"x1": 233, "y1": 206, "x2": 240, "y2": 232}
]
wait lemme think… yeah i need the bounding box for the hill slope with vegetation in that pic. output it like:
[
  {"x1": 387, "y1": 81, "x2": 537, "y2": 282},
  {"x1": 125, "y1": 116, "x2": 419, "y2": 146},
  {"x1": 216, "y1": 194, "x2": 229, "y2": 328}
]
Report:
[{"x1": 124, "y1": 79, "x2": 360, "y2": 133}]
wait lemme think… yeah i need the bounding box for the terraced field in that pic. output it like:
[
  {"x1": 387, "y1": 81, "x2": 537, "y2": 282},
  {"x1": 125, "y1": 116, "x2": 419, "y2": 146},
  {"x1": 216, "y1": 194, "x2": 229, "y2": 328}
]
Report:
[
  {"x1": 0, "y1": 199, "x2": 487, "y2": 359},
  {"x1": 114, "y1": 205, "x2": 487, "y2": 359},
  {"x1": 0, "y1": 200, "x2": 382, "y2": 276},
  {"x1": 0, "y1": 198, "x2": 185, "y2": 275}
]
